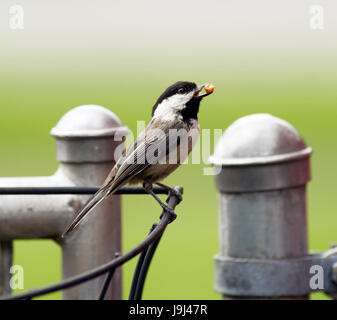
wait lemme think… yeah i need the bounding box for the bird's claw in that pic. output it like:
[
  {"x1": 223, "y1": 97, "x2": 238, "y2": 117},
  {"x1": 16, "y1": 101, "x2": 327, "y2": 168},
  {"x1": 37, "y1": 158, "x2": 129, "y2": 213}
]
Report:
[{"x1": 166, "y1": 186, "x2": 183, "y2": 205}]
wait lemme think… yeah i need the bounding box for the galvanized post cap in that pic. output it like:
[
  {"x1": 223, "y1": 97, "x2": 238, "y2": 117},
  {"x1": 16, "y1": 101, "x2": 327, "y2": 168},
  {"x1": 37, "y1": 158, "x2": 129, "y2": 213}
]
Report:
[
  {"x1": 209, "y1": 114, "x2": 312, "y2": 192},
  {"x1": 209, "y1": 113, "x2": 312, "y2": 166},
  {"x1": 50, "y1": 105, "x2": 130, "y2": 163},
  {"x1": 50, "y1": 105, "x2": 130, "y2": 138}
]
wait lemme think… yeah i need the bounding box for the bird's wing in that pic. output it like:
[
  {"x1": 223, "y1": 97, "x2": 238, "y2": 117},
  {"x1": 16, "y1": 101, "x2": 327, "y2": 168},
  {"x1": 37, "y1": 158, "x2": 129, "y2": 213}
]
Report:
[
  {"x1": 105, "y1": 118, "x2": 185, "y2": 195},
  {"x1": 62, "y1": 118, "x2": 185, "y2": 237}
]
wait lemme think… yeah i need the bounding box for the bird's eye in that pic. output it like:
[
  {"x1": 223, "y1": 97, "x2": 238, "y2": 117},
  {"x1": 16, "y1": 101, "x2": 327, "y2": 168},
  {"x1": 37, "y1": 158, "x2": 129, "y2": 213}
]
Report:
[{"x1": 178, "y1": 88, "x2": 185, "y2": 94}]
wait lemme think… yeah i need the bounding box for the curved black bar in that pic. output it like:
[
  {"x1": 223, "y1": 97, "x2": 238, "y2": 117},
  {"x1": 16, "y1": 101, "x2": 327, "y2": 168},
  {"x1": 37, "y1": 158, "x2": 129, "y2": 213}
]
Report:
[
  {"x1": 99, "y1": 268, "x2": 116, "y2": 300},
  {"x1": 99, "y1": 253, "x2": 120, "y2": 300},
  {"x1": 0, "y1": 186, "x2": 168, "y2": 195},
  {"x1": 129, "y1": 224, "x2": 157, "y2": 300},
  {"x1": 1, "y1": 191, "x2": 181, "y2": 300},
  {"x1": 133, "y1": 227, "x2": 165, "y2": 300}
]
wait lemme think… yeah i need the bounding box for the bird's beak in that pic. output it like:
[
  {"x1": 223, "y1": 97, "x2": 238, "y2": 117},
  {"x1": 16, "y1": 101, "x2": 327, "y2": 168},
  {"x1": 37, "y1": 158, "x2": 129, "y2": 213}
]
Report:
[{"x1": 195, "y1": 83, "x2": 215, "y2": 98}]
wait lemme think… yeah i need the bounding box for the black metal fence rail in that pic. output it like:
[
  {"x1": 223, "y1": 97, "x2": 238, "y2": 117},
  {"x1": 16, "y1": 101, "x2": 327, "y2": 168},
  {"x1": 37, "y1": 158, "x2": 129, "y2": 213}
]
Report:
[
  {"x1": 0, "y1": 186, "x2": 182, "y2": 300},
  {"x1": 0, "y1": 186, "x2": 169, "y2": 195}
]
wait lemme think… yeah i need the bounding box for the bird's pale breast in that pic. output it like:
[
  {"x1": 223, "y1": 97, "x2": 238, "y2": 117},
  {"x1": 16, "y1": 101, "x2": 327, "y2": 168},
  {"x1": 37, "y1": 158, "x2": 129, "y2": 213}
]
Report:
[{"x1": 129, "y1": 119, "x2": 200, "y2": 184}]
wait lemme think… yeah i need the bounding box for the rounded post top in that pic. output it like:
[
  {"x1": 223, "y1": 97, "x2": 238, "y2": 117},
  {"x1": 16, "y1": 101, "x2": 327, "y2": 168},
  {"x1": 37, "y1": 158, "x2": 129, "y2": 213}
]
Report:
[
  {"x1": 209, "y1": 113, "x2": 312, "y2": 166},
  {"x1": 50, "y1": 105, "x2": 130, "y2": 138},
  {"x1": 50, "y1": 105, "x2": 130, "y2": 163}
]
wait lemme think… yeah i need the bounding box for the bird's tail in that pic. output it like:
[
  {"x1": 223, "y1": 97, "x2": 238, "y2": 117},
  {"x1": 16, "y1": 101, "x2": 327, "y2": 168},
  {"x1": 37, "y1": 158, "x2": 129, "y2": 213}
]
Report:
[{"x1": 61, "y1": 183, "x2": 113, "y2": 238}]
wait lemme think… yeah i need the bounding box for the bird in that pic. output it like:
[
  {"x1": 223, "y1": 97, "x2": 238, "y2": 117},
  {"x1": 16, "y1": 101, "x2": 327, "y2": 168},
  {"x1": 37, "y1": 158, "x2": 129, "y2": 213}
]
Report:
[{"x1": 61, "y1": 81, "x2": 214, "y2": 237}]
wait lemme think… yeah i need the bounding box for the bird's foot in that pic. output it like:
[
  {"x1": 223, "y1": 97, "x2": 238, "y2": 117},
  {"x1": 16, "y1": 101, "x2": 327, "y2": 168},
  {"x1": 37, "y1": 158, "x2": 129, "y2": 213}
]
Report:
[
  {"x1": 166, "y1": 186, "x2": 183, "y2": 205},
  {"x1": 143, "y1": 182, "x2": 177, "y2": 222},
  {"x1": 155, "y1": 183, "x2": 183, "y2": 204}
]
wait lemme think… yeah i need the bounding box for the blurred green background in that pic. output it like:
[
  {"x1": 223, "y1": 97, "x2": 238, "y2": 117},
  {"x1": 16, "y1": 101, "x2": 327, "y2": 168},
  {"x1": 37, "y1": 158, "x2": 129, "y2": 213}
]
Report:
[{"x1": 0, "y1": 0, "x2": 336, "y2": 299}]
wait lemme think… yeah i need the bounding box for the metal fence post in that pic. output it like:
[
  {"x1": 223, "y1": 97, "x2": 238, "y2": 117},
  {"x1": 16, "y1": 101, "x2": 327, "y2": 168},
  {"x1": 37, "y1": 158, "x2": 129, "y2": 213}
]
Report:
[
  {"x1": 209, "y1": 113, "x2": 313, "y2": 299},
  {"x1": 0, "y1": 104, "x2": 129, "y2": 299},
  {"x1": 51, "y1": 105, "x2": 129, "y2": 300},
  {"x1": 0, "y1": 241, "x2": 12, "y2": 295}
]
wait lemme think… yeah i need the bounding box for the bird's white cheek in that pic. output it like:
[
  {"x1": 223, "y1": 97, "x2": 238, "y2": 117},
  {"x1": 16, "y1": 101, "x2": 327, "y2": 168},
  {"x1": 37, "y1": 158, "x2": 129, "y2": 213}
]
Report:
[
  {"x1": 153, "y1": 105, "x2": 178, "y2": 121},
  {"x1": 153, "y1": 93, "x2": 193, "y2": 121},
  {"x1": 153, "y1": 99, "x2": 181, "y2": 121}
]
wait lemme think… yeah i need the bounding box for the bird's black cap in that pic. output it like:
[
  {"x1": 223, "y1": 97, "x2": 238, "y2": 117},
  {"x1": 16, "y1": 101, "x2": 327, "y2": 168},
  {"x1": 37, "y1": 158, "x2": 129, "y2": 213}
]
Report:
[{"x1": 152, "y1": 81, "x2": 197, "y2": 116}]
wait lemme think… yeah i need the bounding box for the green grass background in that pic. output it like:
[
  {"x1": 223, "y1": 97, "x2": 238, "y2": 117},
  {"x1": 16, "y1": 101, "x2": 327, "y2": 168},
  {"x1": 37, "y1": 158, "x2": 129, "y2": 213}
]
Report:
[{"x1": 0, "y1": 0, "x2": 336, "y2": 300}]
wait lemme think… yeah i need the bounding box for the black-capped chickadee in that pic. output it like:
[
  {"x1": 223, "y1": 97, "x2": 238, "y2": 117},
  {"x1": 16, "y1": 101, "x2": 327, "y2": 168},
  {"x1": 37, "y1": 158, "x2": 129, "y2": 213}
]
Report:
[{"x1": 62, "y1": 81, "x2": 214, "y2": 237}]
